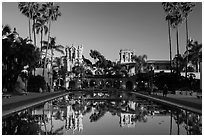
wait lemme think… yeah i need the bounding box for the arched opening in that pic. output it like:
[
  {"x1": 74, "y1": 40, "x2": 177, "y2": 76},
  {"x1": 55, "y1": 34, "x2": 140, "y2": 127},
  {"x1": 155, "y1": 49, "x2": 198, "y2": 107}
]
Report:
[
  {"x1": 105, "y1": 80, "x2": 112, "y2": 88},
  {"x1": 126, "y1": 81, "x2": 133, "y2": 90},
  {"x1": 90, "y1": 80, "x2": 96, "y2": 88},
  {"x1": 98, "y1": 80, "x2": 105, "y2": 89},
  {"x1": 69, "y1": 81, "x2": 76, "y2": 89},
  {"x1": 113, "y1": 80, "x2": 120, "y2": 89},
  {"x1": 56, "y1": 78, "x2": 64, "y2": 89},
  {"x1": 81, "y1": 80, "x2": 89, "y2": 88}
]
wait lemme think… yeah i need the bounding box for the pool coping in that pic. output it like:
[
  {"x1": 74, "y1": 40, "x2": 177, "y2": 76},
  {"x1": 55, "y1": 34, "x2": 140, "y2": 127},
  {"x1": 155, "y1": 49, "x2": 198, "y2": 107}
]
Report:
[
  {"x1": 2, "y1": 91, "x2": 70, "y2": 119},
  {"x1": 131, "y1": 92, "x2": 202, "y2": 115}
]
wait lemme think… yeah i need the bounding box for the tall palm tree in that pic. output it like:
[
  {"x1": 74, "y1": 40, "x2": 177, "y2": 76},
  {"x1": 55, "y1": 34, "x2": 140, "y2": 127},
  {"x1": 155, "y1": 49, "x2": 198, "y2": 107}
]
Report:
[
  {"x1": 42, "y1": 37, "x2": 64, "y2": 86},
  {"x1": 180, "y1": 2, "x2": 195, "y2": 77},
  {"x1": 34, "y1": 16, "x2": 48, "y2": 52},
  {"x1": 165, "y1": 3, "x2": 184, "y2": 75},
  {"x1": 18, "y1": 2, "x2": 38, "y2": 44},
  {"x1": 34, "y1": 15, "x2": 48, "y2": 66},
  {"x1": 31, "y1": 2, "x2": 40, "y2": 48},
  {"x1": 162, "y1": 2, "x2": 174, "y2": 73},
  {"x1": 41, "y1": 2, "x2": 61, "y2": 76}
]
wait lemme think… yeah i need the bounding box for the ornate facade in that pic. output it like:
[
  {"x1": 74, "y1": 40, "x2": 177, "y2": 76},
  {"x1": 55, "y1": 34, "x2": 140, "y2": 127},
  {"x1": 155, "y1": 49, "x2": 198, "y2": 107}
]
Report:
[
  {"x1": 64, "y1": 44, "x2": 83, "y2": 72},
  {"x1": 119, "y1": 49, "x2": 135, "y2": 64}
]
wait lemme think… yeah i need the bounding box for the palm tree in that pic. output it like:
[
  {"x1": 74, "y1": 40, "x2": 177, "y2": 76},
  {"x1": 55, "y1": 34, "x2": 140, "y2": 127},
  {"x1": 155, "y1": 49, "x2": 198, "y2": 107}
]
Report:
[
  {"x1": 162, "y1": 2, "x2": 174, "y2": 73},
  {"x1": 18, "y1": 2, "x2": 32, "y2": 41},
  {"x1": 42, "y1": 37, "x2": 64, "y2": 86},
  {"x1": 132, "y1": 54, "x2": 147, "y2": 74},
  {"x1": 34, "y1": 16, "x2": 48, "y2": 52},
  {"x1": 18, "y1": 2, "x2": 39, "y2": 45},
  {"x1": 180, "y1": 2, "x2": 195, "y2": 77},
  {"x1": 162, "y1": 3, "x2": 185, "y2": 75},
  {"x1": 186, "y1": 40, "x2": 202, "y2": 72},
  {"x1": 41, "y1": 2, "x2": 61, "y2": 77},
  {"x1": 34, "y1": 15, "x2": 48, "y2": 66},
  {"x1": 172, "y1": 54, "x2": 185, "y2": 73},
  {"x1": 31, "y1": 3, "x2": 40, "y2": 48}
]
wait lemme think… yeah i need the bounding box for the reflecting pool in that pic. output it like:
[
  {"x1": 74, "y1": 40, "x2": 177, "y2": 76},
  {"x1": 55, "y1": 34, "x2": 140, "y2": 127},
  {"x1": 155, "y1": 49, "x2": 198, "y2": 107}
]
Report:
[{"x1": 2, "y1": 91, "x2": 202, "y2": 135}]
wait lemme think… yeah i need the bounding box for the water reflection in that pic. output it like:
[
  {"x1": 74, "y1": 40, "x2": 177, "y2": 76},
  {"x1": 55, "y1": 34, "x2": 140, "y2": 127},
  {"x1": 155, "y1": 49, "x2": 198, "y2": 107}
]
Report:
[{"x1": 2, "y1": 91, "x2": 202, "y2": 135}]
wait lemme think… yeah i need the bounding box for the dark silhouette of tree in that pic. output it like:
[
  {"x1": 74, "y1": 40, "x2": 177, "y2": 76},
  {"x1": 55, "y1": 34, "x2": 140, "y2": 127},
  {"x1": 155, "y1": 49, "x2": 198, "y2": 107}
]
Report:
[{"x1": 2, "y1": 27, "x2": 41, "y2": 92}]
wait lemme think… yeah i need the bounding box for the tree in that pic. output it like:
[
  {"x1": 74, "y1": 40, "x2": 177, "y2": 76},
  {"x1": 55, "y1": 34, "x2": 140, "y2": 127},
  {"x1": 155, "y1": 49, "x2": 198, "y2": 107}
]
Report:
[
  {"x1": 2, "y1": 27, "x2": 41, "y2": 92},
  {"x1": 172, "y1": 54, "x2": 185, "y2": 73},
  {"x1": 89, "y1": 49, "x2": 102, "y2": 64},
  {"x1": 132, "y1": 54, "x2": 147, "y2": 74},
  {"x1": 42, "y1": 37, "x2": 64, "y2": 86},
  {"x1": 18, "y1": 2, "x2": 39, "y2": 46},
  {"x1": 162, "y1": 2, "x2": 185, "y2": 75},
  {"x1": 18, "y1": 2, "x2": 33, "y2": 41},
  {"x1": 180, "y1": 2, "x2": 195, "y2": 77},
  {"x1": 186, "y1": 40, "x2": 202, "y2": 72},
  {"x1": 82, "y1": 55, "x2": 92, "y2": 67},
  {"x1": 41, "y1": 2, "x2": 61, "y2": 77},
  {"x1": 162, "y1": 2, "x2": 174, "y2": 73},
  {"x1": 34, "y1": 14, "x2": 48, "y2": 52}
]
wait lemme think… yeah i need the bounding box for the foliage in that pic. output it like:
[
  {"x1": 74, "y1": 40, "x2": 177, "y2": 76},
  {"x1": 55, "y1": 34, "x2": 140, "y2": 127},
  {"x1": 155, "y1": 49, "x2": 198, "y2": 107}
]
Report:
[
  {"x1": 27, "y1": 75, "x2": 46, "y2": 92},
  {"x1": 132, "y1": 54, "x2": 147, "y2": 74},
  {"x1": 2, "y1": 26, "x2": 41, "y2": 92}
]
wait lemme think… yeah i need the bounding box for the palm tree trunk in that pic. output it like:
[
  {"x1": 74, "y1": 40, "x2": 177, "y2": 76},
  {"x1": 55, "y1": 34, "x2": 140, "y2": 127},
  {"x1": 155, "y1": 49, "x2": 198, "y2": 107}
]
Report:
[
  {"x1": 51, "y1": 47, "x2": 53, "y2": 88},
  {"x1": 28, "y1": 19, "x2": 32, "y2": 41},
  {"x1": 185, "y1": 17, "x2": 189, "y2": 77},
  {"x1": 43, "y1": 19, "x2": 51, "y2": 77},
  {"x1": 40, "y1": 29, "x2": 43, "y2": 67},
  {"x1": 33, "y1": 19, "x2": 37, "y2": 47},
  {"x1": 176, "y1": 27, "x2": 180, "y2": 75},
  {"x1": 168, "y1": 20, "x2": 172, "y2": 73}
]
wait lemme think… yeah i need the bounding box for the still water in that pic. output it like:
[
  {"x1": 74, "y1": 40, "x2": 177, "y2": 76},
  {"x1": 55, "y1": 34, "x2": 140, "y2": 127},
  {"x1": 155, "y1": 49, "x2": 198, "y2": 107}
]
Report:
[{"x1": 2, "y1": 91, "x2": 202, "y2": 135}]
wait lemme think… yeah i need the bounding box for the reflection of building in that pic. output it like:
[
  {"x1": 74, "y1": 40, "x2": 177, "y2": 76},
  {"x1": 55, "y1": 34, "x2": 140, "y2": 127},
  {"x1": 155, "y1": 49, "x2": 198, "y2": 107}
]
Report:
[
  {"x1": 65, "y1": 105, "x2": 83, "y2": 133},
  {"x1": 120, "y1": 113, "x2": 137, "y2": 128}
]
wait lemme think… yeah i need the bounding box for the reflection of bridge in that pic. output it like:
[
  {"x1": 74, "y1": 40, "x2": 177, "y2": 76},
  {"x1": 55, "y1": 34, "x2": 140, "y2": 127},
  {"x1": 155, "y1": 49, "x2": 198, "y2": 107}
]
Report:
[{"x1": 67, "y1": 76, "x2": 137, "y2": 90}]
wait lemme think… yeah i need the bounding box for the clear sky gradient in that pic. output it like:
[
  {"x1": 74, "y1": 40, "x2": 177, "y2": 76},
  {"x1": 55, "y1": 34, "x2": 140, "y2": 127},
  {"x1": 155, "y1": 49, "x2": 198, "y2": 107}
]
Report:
[{"x1": 2, "y1": 2, "x2": 202, "y2": 62}]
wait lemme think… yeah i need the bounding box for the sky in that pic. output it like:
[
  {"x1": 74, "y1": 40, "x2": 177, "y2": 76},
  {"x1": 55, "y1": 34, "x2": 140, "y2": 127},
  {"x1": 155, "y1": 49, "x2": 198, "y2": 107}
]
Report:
[{"x1": 2, "y1": 2, "x2": 202, "y2": 62}]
